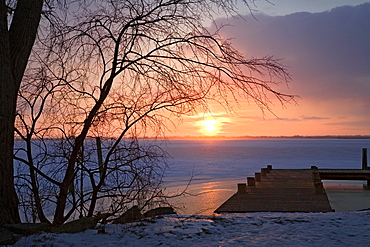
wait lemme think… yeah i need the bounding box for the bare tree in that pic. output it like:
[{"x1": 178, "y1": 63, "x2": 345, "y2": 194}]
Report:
[
  {"x1": 0, "y1": 0, "x2": 44, "y2": 224},
  {"x1": 15, "y1": 64, "x2": 171, "y2": 224},
  {"x1": 13, "y1": 0, "x2": 295, "y2": 226}
]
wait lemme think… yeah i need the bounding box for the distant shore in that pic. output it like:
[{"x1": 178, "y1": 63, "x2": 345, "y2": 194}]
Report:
[
  {"x1": 16, "y1": 135, "x2": 370, "y2": 141},
  {"x1": 165, "y1": 135, "x2": 370, "y2": 140}
]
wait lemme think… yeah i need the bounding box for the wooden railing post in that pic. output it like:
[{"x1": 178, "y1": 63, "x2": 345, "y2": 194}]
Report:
[{"x1": 362, "y1": 148, "x2": 368, "y2": 170}]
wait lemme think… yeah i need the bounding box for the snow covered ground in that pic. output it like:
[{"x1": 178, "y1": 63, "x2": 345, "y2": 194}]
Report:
[
  {"x1": 11, "y1": 139, "x2": 370, "y2": 246},
  {"x1": 13, "y1": 211, "x2": 370, "y2": 246}
]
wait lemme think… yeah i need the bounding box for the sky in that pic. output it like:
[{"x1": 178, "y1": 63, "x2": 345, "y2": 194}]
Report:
[{"x1": 173, "y1": 0, "x2": 370, "y2": 137}]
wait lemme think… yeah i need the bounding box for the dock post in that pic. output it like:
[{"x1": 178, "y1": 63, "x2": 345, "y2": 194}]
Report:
[
  {"x1": 238, "y1": 183, "x2": 247, "y2": 193},
  {"x1": 255, "y1": 173, "x2": 261, "y2": 182},
  {"x1": 247, "y1": 177, "x2": 255, "y2": 187},
  {"x1": 261, "y1": 168, "x2": 268, "y2": 176},
  {"x1": 362, "y1": 148, "x2": 368, "y2": 170}
]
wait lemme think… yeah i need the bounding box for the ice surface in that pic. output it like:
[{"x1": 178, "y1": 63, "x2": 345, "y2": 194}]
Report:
[{"x1": 163, "y1": 139, "x2": 370, "y2": 214}]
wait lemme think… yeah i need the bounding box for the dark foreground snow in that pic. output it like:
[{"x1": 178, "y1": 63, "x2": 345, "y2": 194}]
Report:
[{"x1": 12, "y1": 211, "x2": 370, "y2": 246}]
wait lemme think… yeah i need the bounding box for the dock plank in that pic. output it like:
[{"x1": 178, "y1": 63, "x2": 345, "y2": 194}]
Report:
[{"x1": 215, "y1": 168, "x2": 333, "y2": 213}]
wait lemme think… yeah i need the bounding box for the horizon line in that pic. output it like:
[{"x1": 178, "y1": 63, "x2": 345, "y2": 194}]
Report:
[{"x1": 15, "y1": 134, "x2": 370, "y2": 141}]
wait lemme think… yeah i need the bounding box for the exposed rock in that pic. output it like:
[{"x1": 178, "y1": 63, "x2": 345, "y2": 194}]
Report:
[
  {"x1": 112, "y1": 206, "x2": 143, "y2": 224},
  {"x1": 3, "y1": 223, "x2": 51, "y2": 235},
  {"x1": 144, "y1": 207, "x2": 176, "y2": 217},
  {"x1": 0, "y1": 228, "x2": 16, "y2": 245},
  {"x1": 52, "y1": 217, "x2": 96, "y2": 233}
]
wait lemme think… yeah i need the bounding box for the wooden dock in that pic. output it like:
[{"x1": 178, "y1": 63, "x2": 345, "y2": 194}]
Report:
[{"x1": 215, "y1": 165, "x2": 370, "y2": 213}]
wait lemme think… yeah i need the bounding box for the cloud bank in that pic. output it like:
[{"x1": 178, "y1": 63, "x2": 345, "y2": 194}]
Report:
[{"x1": 212, "y1": 3, "x2": 370, "y2": 135}]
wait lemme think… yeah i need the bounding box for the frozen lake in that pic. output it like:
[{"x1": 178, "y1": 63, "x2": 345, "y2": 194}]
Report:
[{"x1": 162, "y1": 138, "x2": 370, "y2": 214}]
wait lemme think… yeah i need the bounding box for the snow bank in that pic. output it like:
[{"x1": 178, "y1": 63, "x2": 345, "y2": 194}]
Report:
[{"x1": 13, "y1": 211, "x2": 370, "y2": 246}]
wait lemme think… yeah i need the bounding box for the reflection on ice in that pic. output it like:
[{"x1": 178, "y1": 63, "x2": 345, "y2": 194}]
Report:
[{"x1": 324, "y1": 180, "x2": 370, "y2": 212}]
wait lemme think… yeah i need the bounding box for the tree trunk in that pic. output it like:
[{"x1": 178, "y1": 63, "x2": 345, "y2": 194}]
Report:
[
  {"x1": 0, "y1": 59, "x2": 19, "y2": 224},
  {"x1": 27, "y1": 138, "x2": 50, "y2": 223},
  {"x1": 0, "y1": 0, "x2": 43, "y2": 225},
  {"x1": 0, "y1": 0, "x2": 19, "y2": 225},
  {"x1": 53, "y1": 79, "x2": 114, "y2": 226},
  {"x1": 87, "y1": 187, "x2": 99, "y2": 217}
]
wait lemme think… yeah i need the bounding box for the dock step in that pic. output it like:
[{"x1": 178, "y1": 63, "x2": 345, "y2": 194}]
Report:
[{"x1": 215, "y1": 166, "x2": 333, "y2": 213}]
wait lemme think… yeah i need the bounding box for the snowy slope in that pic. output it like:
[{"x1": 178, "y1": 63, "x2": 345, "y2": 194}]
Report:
[{"x1": 13, "y1": 211, "x2": 370, "y2": 247}]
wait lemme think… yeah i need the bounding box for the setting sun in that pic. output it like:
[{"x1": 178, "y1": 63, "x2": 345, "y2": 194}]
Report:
[{"x1": 201, "y1": 120, "x2": 218, "y2": 134}]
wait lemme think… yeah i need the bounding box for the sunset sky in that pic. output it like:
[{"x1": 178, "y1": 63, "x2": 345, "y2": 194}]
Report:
[{"x1": 171, "y1": 1, "x2": 370, "y2": 137}]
